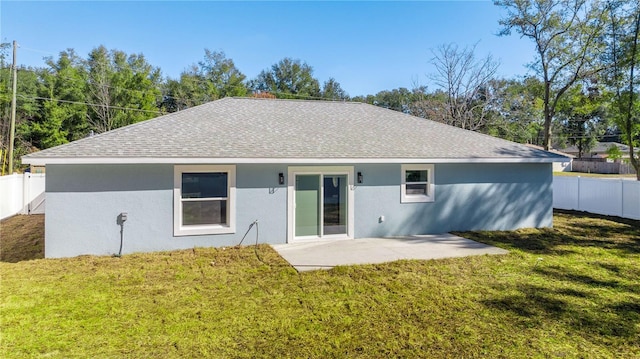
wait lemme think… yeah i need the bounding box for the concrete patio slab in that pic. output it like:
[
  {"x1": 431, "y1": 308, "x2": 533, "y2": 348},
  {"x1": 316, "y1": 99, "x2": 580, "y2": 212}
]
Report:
[{"x1": 271, "y1": 234, "x2": 508, "y2": 272}]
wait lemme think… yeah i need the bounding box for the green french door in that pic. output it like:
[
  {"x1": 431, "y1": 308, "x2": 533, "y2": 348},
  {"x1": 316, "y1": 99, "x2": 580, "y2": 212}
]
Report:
[
  {"x1": 294, "y1": 174, "x2": 348, "y2": 238},
  {"x1": 295, "y1": 175, "x2": 321, "y2": 237}
]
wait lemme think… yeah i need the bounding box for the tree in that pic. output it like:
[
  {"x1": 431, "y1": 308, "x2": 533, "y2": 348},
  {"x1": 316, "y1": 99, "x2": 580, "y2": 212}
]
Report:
[
  {"x1": 161, "y1": 50, "x2": 248, "y2": 112},
  {"x1": 555, "y1": 82, "x2": 608, "y2": 157},
  {"x1": 604, "y1": 1, "x2": 640, "y2": 179},
  {"x1": 160, "y1": 77, "x2": 192, "y2": 113},
  {"x1": 352, "y1": 86, "x2": 428, "y2": 116},
  {"x1": 373, "y1": 88, "x2": 414, "y2": 113},
  {"x1": 428, "y1": 43, "x2": 500, "y2": 131},
  {"x1": 321, "y1": 78, "x2": 349, "y2": 100},
  {"x1": 2, "y1": 66, "x2": 41, "y2": 171},
  {"x1": 495, "y1": 0, "x2": 607, "y2": 150},
  {"x1": 350, "y1": 94, "x2": 376, "y2": 104},
  {"x1": 606, "y1": 144, "x2": 623, "y2": 160},
  {"x1": 484, "y1": 77, "x2": 545, "y2": 144},
  {"x1": 198, "y1": 49, "x2": 247, "y2": 98},
  {"x1": 161, "y1": 65, "x2": 211, "y2": 112},
  {"x1": 250, "y1": 58, "x2": 321, "y2": 98},
  {"x1": 28, "y1": 49, "x2": 89, "y2": 148},
  {"x1": 85, "y1": 46, "x2": 162, "y2": 133},
  {"x1": 408, "y1": 88, "x2": 449, "y2": 121}
]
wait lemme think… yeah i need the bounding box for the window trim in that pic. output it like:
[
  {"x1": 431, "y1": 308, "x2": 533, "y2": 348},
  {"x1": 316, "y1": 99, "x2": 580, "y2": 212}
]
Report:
[
  {"x1": 401, "y1": 164, "x2": 434, "y2": 203},
  {"x1": 174, "y1": 165, "x2": 236, "y2": 236}
]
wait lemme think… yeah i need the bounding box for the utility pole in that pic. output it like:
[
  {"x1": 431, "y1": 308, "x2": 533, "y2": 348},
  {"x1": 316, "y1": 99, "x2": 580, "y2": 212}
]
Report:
[{"x1": 8, "y1": 40, "x2": 17, "y2": 174}]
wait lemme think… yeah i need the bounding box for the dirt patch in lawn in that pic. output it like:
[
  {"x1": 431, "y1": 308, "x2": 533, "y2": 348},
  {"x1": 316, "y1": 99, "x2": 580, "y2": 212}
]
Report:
[{"x1": 0, "y1": 215, "x2": 44, "y2": 263}]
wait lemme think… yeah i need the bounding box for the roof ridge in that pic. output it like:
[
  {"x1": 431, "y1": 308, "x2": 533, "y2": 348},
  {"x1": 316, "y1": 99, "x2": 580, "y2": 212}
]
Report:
[
  {"x1": 229, "y1": 96, "x2": 363, "y2": 105},
  {"x1": 23, "y1": 96, "x2": 569, "y2": 163}
]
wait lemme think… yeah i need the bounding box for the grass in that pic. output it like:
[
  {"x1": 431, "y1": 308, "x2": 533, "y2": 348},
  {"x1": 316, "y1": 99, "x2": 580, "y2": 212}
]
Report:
[{"x1": 1, "y1": 212, "x2": 639, "y2": 358}]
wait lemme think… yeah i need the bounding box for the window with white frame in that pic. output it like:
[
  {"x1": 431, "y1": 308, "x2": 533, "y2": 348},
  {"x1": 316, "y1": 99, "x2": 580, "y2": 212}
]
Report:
[
  {"x1": 401, "y1": 164, "x2": 434, "y2": 203},
  {"x1": 174, "y1": 165, "x2": 236, "y2": 236}
]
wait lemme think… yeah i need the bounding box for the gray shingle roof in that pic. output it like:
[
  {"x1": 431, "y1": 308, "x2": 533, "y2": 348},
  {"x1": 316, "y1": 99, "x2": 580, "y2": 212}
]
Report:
[{"x1": 22, "y1": 97, "x2": 567, "y2": 164}]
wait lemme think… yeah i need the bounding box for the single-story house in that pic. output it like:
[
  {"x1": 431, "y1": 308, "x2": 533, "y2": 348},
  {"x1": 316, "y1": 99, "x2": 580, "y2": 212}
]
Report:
[
  {"x1": 563, "y1": 141, "x2": 635, "y2": 160},
  {"x1": 23, "y1": 97, "x2": 568, "y2": 258},
  {"x1": 525, "y1": 144, "x2": 574, "y2": 172}
]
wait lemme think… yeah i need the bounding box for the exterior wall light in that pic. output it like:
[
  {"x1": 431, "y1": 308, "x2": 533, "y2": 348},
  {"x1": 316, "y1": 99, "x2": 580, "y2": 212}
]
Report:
[
  {"x1": 357, "y1": 172, "x2": 363, "y2": 184},
  {"x1": 279, "y1": 172, "x2": 285, "y2": 185}
]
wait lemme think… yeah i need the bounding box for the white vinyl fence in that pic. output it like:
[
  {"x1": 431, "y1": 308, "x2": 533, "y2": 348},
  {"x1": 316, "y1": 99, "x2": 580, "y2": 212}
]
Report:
[
  {"x1": 3, "y1": 173, "x2": 637, "y2": 222},
  {"x1": 0, "y1": 173, "x2": 46, "y2": 220},
  {"x1": 553, "y1": 176, "x2": 640, "y2": 220}
]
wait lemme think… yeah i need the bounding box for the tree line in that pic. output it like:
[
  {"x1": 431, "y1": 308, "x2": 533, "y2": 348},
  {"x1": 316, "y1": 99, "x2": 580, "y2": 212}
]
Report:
[{"x1": 0, "y1": 0, "x2": 638, "y2": 178}]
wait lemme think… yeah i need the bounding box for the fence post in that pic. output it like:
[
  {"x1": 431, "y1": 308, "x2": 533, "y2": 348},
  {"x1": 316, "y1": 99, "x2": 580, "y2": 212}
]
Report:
[
  {"x1": 26, "y1": 172, "x2": 32, "y2": 214},
  {"x1": 621, "y1": 179, "x2": 624, "y2": 218},
  {"x1": 21, "y1": 173, "x2": 28, "y2": 215},
  {"x1": 576, "y1": 176, "x2": 581, "y2": 211}
]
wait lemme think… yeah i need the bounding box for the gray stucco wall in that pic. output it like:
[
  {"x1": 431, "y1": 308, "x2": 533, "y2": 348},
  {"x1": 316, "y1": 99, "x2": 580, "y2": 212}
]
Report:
[
  {"x1": 45, "y1": 164, "x2": 288, "y2": 258},
  {"x1": 45, "y1": 162, "x2": 552, "y2": 258},
  {"x1": 353, "y1": 163, "x2": 552, "y2": 237}
]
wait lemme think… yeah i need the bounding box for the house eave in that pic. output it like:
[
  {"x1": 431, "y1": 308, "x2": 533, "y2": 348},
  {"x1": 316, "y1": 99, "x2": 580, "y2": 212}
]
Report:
[{"x1": 22, "y1": 156, "x2": 565, "y2": 166}]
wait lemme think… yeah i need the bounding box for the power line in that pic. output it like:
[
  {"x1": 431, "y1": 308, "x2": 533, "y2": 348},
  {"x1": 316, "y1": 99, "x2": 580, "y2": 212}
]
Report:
[
  {"x1": 18, "y1": 94, "x2": 165, "y2": 115},
  {"x1": 13, "y1": 66, "x2": 339, "y2": 103},
  {"x1": 20, "y1": 68, "x2": 178, "y2": 102},
  {"x1": 14, "y1": 67, "x2": 234, "y2": 106},
  {"x1": 6, "y1": 56, "x2": 632, "y2": 113},
  {"x1": 19, "y1": 46, "x2": 57, "y2": 56},
  {"x1": 11, "y1": 69, "x2": 343, "y2": 110}
]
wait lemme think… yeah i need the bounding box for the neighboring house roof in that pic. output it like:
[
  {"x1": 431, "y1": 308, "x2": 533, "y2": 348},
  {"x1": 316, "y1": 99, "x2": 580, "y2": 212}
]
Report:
[
  {"x1": 23, "y1": 97, "x2": 568, "y2": 165},
  {"x1": 563, "y1": 142, "x2": 633, "y2": 156},
  {"x1": 524, "y1": 144, "x2": 575, "y2": 159}
]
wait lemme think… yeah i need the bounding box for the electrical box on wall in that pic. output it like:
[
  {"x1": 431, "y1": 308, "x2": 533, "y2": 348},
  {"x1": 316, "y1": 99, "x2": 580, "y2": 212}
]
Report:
[{"x1": 117, "y1": 212, "x2": 128, "y2": 226}]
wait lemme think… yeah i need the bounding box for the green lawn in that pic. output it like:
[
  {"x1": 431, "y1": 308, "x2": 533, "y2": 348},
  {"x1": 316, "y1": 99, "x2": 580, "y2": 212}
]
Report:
[{"x1": 1, "y1": 212, "x2": 638, "y2": 358}]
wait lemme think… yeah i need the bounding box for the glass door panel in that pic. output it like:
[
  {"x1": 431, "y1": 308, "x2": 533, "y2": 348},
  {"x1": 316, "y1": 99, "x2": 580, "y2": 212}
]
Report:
[
  {"x1": 295, "y1": 175, "x2": 320, "y2": 237},
  {"x1": 323, "y1": 175, "x2": 347, "y2": 235}
]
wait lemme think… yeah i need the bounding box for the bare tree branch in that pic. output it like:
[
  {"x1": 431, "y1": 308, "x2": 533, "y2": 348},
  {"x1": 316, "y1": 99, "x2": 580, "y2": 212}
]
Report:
[{"x1": 428, "y1": 43, "x2": 500, "y2": 130}]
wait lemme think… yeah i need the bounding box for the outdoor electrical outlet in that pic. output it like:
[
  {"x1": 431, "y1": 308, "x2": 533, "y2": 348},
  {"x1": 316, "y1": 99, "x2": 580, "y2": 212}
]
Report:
[
  {"x1": 120, "y1": 212, "x2": 128, "y2": 222},
  {"x1": 379, "y1": 215, "x2": 385, "y2": 223}
]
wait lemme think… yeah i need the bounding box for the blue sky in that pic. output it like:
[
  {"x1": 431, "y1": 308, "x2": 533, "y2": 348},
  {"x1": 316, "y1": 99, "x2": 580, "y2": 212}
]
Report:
[{"x1": 1, "y1": 1, "x2": 535, "y2": 96}]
